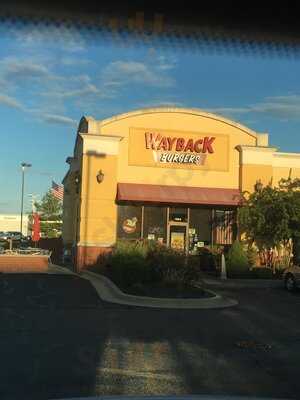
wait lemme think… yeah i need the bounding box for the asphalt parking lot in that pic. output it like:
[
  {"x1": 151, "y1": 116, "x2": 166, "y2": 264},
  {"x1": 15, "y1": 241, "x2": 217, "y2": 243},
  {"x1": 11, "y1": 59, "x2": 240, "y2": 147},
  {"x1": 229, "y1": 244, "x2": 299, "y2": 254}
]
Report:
[{"x1": 0, "y1": 274, "x2": 299, "y2": 399}]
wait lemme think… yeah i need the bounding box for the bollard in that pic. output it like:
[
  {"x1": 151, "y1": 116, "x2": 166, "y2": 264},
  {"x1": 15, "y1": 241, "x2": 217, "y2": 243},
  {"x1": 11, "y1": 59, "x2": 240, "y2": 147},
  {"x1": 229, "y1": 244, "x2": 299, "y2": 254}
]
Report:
[{"x1": 221, "y1": 253, "x2": 227, "y2": 280}]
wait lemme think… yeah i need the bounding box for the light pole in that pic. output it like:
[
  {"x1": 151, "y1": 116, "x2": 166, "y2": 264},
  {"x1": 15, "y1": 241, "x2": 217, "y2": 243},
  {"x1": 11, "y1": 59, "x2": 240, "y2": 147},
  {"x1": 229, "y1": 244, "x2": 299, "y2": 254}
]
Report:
[{"x1": 20, "y1": 162, "x2": 32, "y2": 235}]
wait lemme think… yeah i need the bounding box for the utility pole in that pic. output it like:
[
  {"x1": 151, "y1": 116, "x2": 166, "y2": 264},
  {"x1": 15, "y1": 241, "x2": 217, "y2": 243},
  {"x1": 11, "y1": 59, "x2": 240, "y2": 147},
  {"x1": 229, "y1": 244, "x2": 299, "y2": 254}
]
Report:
[{"x1": 20, "y1": 163, "x2": 32, "y2": 235}]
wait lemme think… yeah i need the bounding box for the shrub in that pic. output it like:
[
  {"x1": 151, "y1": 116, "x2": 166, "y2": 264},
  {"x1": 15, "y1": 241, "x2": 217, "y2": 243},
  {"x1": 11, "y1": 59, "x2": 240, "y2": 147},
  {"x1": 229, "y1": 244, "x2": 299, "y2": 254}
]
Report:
[
  {"x1": 185, "y1": 255, "x2": 204, "y2": 283},
  {"x1": 92, "y1": 239, "x2": 204, "y2": 288},
  {"x1": 226, "y1": 240, "x2": 249, "y2": 274},
  {"x1": 197, "y1": 246, "x2": 223, "y2": 274},
  {"x1": 146, "y1": 243, "x2": 186, "y2": 282},
  {"x1": 146, "y1": 242, "x2": 202, "y2": 285},
  {"x1": 106, "y1": 240, "x2": 151, "y2": 288}
]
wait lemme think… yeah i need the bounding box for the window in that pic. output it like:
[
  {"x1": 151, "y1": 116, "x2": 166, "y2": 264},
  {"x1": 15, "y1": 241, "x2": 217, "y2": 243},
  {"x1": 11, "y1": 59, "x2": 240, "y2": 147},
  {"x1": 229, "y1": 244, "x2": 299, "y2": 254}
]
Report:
[
  {"x1": 213, "y1": 210, "x2": 236, "y2": 245},
  {"x1": 189, "y1": 208, "x2": 212, "y2": 251},
  {"x1": 143, "y1": 206, "x2": 167, "y2": 243},
  {"x1": 117, "y1": 204, "x2": 142, "y2": 240}
]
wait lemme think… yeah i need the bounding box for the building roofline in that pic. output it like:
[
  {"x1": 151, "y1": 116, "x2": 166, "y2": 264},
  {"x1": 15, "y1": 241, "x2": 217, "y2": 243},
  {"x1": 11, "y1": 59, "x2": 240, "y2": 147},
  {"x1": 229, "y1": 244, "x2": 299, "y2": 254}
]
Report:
[
  {"x1": 236, "y1": 145, "x2": 278, "y2": 152},
  {"x1": 97, "y1": 107, "x2": 258, "y2": 139}
]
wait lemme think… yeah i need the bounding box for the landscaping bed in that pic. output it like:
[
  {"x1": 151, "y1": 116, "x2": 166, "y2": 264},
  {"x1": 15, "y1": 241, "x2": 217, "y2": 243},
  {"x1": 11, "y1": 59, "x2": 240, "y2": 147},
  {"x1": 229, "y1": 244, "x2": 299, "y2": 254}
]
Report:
[{"x1": 120, "y1": 281, "x2": 214, "y2": 299}]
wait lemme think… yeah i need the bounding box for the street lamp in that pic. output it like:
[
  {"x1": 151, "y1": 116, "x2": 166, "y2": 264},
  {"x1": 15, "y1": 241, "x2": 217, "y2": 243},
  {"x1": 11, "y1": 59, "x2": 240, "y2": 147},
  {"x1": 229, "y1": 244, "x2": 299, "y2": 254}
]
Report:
[{"x1": 20, "y1": 162, "x2": 32, "y2": 235}]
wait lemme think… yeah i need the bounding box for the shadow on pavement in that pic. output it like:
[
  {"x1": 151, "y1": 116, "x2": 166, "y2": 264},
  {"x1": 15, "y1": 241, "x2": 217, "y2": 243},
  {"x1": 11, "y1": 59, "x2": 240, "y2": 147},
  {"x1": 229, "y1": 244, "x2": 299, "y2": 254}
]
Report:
[
  {"x1": 0, "y1": 274, "x2": 108, "y2": 399},
  {"x1": 0, "y1": 275, "x2": 299, "y2": 399}
]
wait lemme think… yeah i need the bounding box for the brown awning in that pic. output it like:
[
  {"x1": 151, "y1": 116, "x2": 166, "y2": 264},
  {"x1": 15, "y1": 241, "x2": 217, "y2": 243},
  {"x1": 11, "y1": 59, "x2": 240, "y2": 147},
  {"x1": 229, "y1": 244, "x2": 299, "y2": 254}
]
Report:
[{"x1": 117, "y1": 183, "x2": 241, "y2": 206}]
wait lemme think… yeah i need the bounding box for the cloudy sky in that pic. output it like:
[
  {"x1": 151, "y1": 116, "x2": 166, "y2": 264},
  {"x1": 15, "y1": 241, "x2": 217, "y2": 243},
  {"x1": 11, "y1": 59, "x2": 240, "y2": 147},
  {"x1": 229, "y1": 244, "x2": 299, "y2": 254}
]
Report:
[{"x1": 1, "y1": 23, "x2": 300, "y2": 213}]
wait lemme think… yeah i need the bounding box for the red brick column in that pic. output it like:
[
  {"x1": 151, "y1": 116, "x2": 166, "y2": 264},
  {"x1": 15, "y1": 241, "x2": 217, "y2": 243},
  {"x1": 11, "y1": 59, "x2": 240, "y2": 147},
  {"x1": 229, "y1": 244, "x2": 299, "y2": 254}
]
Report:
[{"x1": 75, "y1": 246, "x2": 112, "y2": 272}]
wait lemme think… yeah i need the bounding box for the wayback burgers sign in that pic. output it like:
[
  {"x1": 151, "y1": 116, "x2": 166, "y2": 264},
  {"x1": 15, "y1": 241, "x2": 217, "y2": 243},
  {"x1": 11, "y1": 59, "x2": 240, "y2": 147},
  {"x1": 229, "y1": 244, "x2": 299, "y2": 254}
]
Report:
[
  {"x1": 128, "y1": 127, "x2": 229, "y2": 171},
  {"x1": 145, "y1": 132, "x2": 215, "y2": 166}
]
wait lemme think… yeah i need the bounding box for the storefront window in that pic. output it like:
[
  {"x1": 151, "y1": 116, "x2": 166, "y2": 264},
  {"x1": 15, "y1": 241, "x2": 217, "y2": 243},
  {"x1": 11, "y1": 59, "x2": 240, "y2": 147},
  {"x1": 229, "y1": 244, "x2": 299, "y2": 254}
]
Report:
[
  {"x1": 213, "y1": 210, "x2": 236, "y2": 245},
  {"x1": 169, "y1": 207, "x2": 188, "y2": 222},
  {"x1": 143, "y1": 206, "x2": 167, "y2": 243},
  {"x1": 117, "y1": 204, "x2": 142, "y2": 240},
  {"x1": 189, "y1": 208, "x2": 212, "y2": 252}
]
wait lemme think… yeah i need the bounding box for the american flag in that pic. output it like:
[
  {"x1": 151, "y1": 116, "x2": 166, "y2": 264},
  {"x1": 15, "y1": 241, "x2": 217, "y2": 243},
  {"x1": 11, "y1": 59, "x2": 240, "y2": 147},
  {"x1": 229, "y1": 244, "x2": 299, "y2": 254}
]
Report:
[{"x1": 51, "y1": 181, "x2": 64, "y2": 201}]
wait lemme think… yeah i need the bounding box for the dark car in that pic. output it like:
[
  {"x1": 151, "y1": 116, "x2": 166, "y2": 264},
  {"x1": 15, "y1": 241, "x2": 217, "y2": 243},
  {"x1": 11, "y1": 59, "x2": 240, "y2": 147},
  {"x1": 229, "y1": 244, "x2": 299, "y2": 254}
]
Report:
[{"x1": 0, "y1": 231, "x2": 9, "y2": 241}]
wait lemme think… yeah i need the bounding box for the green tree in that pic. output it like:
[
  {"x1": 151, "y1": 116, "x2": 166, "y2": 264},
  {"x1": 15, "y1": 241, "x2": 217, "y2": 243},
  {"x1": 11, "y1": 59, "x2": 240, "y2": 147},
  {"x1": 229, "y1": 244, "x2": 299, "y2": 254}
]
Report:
[
  {"x1": 34, "y1": 190, "x2": 62, "y2": 238},
  {"x1": 279, "y1": 177, "x2": 300, "y2": 264},
  {"x1": 238, "y1": 180, "x2": 300, "y2": 269},
  {"x1": 226, "y1": 239, "x2": 249, "y2": 274}
]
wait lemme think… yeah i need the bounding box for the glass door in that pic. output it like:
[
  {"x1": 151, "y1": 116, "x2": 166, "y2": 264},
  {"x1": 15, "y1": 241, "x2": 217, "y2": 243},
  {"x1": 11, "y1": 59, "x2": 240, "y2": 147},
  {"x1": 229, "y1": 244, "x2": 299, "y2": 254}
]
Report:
[{"x1": 168, "y1": 224, "x2": 188, "y2": 252}]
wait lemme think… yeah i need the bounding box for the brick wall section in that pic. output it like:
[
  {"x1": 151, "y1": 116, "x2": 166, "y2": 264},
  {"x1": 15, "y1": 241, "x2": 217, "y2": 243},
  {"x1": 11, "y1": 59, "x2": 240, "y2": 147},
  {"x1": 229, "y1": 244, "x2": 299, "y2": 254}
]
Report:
[
  {"x1": 29, "y1": 237, "x2": 63, "y2": 265},
  {"x1": 76, "y1": 246, "x2": 112, "y2": 272},
  {"x1": 0, "y1": 255, "x2": 49, "y2": 273}
]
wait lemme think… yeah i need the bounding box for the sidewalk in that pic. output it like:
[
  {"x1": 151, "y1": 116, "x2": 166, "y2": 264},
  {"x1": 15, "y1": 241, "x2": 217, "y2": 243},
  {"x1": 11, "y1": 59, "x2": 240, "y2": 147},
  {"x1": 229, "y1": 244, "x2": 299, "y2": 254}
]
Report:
[
  {"x1": 203, "y1": 276, "x2": 283, "y2": 289},
  {"x1": 48, "y1": 264, "x2": 75, "y2": 275},
  {"x1": 80, "y1": 270, "x2": 238, "y2": 309}
]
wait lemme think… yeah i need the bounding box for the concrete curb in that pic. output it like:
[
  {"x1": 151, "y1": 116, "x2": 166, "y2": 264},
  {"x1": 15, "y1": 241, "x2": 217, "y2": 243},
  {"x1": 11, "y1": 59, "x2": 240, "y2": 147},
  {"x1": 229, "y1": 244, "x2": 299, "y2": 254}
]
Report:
[
  {"x1": 48, "y1": 264, "x2": 76, "y2": 275},
  {"x1": 81, "y1": 270, "x2": 238, "y2": 309},
  {"x1": 203, "y1": 278, "x2": 283, "y2": 289}
]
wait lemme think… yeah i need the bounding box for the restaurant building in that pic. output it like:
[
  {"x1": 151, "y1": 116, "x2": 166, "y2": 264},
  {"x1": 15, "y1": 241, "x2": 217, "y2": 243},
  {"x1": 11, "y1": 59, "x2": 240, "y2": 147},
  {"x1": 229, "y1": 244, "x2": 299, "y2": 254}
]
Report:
[{"x1": 62, "y1": 107, "x2": 300, "y2": 271}]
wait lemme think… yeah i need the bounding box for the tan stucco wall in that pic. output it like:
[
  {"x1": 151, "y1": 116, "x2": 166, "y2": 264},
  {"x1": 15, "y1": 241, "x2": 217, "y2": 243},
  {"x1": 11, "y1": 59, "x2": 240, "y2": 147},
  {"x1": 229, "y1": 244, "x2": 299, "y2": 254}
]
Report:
[
  {"x1": 79, "y1": 152, "x2": 118, "y2": 245},
  {"x1": 62, "y1": 108, "x2": 300, "y2": 256},
  {"x1": 272, "y1": 167, "x2": 300, "y2": 185},
  {"x1": 240, "y1": 164, "x2": 273, "y2": 193},
  {"x1": 100, "y1": 111, "x2": 257, "y2": 189}
]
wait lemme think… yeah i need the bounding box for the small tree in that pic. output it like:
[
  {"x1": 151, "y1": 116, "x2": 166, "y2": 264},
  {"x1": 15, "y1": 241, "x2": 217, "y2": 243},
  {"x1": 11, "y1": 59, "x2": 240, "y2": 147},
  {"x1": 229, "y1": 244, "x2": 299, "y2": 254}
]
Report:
[
  {"x1": 238, "y1": 180, "x2": 300, "y2": 269},
  {"x1": 34, "y1": 190, "x2": 62, "y2": 238},
  {"x1": 226, "y1": 239, "x2": 249, "y2": 274}
]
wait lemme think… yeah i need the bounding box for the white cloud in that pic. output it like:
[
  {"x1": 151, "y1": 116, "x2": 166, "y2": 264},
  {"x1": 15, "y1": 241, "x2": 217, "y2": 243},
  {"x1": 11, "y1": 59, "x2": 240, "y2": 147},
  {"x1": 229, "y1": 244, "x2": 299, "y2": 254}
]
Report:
[
  {"x1": 12, "y1": 26, "x2": 87, "y2": 53},
  {"x1": 46, "y1": 83, "x2": 100, "y2": 99},
  {"x1": 0, "y1": 58, "x2": 61, "y2": 97},
  {"x1": 40, "y1": 113, "x2": 77, "y2": 126},
  {"x1": 102, "y1": 60, "x2": 175, "y2": 88},
  {"x1": 156, "y1": 54, "x2": 177, "y2": 71},
  {"x1": 206, "y1": 95, "x2": 300, "y2": 121},
  {"x1": 2, "y1": 60, "x2": 49, "y2": 81},
  {"x1": 205, "y1": 107, "x2": 250, "y2": 115},
  {"x1": 60, "y1": 57, "x2": 92, "y2": 66},
  {"x1": 0, "y1": 94, "x2": 23, "y2": 109}
]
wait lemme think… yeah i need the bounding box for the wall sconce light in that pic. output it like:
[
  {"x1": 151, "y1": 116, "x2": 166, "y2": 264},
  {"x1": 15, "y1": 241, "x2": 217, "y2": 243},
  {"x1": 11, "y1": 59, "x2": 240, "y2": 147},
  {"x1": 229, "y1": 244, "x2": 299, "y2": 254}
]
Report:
[
  {"x1": 74, "y1": 174, "x2": 80, "y2": 194},
  {"x1": 96, "y1": 170, "x2": 104, "y2": 184},
  {"x1": 254, "y1": 179, "x2": 263, "y2": 192}
]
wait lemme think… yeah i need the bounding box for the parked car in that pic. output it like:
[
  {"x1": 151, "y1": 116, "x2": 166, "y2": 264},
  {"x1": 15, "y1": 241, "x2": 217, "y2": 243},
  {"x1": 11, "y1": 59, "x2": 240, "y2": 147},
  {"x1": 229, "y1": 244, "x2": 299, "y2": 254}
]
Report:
[
  {"x1": 6, "y1": 231, "x2": 24, "y2": 241},
  {"x1": 0, "y1": 231, "x2": 9, "y2": 241},
  {"x1": 283, "y1": 265, "x2": 300, "y2": 291}
]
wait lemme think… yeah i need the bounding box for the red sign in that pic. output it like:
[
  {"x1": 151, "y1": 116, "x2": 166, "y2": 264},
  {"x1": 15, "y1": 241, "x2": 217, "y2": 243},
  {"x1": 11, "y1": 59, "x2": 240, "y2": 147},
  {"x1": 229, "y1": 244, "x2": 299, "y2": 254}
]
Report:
[
  {"x1": 145, "y1": 132, "x2": 215, "y2": 153},
  {"x1": 32, "y1": 213, "x2": 41, "y2": 242}
]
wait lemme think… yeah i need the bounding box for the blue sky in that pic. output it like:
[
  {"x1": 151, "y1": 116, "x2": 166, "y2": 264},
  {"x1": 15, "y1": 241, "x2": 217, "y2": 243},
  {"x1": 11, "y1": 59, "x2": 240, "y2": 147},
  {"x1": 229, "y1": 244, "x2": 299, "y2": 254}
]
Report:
[{"x1": 1, "y1": 24, "x2": 300, "y2": 214}]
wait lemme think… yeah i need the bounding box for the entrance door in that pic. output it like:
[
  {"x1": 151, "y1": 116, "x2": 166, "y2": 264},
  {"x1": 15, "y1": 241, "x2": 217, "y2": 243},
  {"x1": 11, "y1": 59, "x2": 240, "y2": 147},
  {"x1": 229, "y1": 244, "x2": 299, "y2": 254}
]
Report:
[{"x1": 168, "y1": 224, "x2": 188, "y2": 252}]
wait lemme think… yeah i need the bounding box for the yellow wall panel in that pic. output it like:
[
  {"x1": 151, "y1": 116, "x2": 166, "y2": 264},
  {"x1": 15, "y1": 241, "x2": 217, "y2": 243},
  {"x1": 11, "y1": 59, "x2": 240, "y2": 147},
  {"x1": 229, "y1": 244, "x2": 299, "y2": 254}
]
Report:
[
  {"x1": 100, "y1": 112, "x2": 256, "y2": 189},
  {"x1": 241, "y1": 164, "x2": 273, "y2": 193}
]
